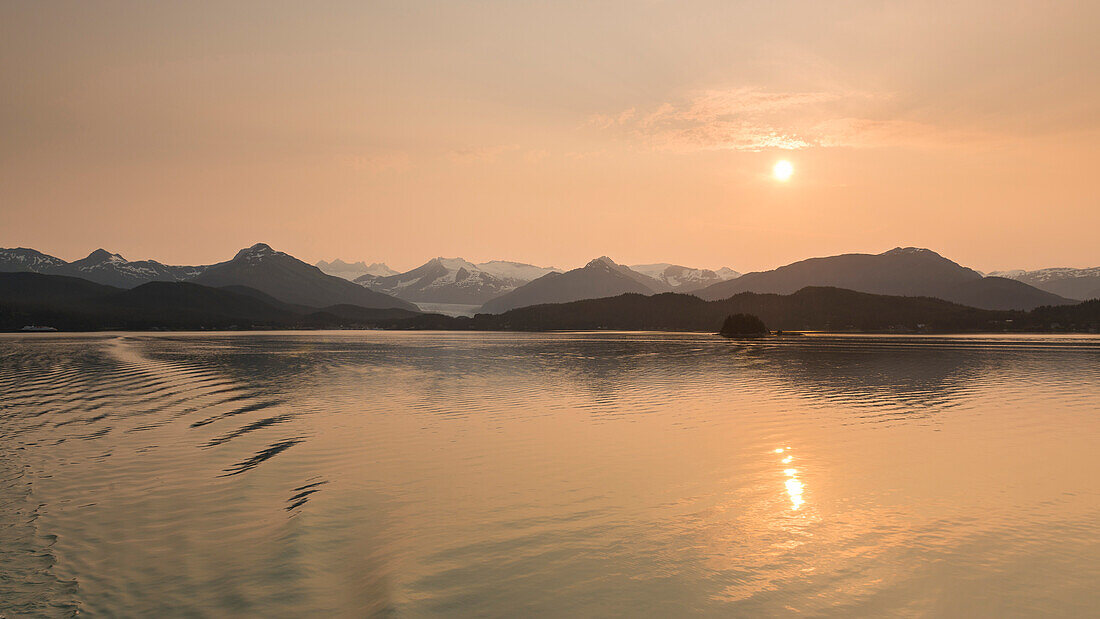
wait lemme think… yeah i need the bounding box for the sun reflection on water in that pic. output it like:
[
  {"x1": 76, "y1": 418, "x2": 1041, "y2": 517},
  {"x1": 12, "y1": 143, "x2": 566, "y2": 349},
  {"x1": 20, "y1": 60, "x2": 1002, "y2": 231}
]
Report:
[{"x1": 776, "y1": 447, "x2": 805, "y2": 510}]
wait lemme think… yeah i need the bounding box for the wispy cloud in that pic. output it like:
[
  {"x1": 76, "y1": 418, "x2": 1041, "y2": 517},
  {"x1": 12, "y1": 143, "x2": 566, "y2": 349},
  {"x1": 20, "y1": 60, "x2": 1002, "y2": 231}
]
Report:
[
  {"x1": 590, "y1": 87, "x2": 963, "y2": 152},
  {"x1": 447, "y1": 144, "x2": 521, "y2": 164},
  {"x1": 339, "y1": 152, "x2": 412, "y2": 173}
]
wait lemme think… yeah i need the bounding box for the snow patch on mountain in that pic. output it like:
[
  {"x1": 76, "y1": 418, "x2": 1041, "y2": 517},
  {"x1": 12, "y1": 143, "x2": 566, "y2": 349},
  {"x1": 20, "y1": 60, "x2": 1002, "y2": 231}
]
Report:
[
  {"x1": 476, "y1": 260, "x2": 560, "y2": 282},
  {"x1": 992, "y1": 267, "x2": 1100, "y2": 282},
  {"x1": 630, "y1": 262, "x2": 740, "y2": 292},
  {"x1": 356, "y1": 257, "x2": 560, "y2": 304},
  {"x1": 0, "y1": 248, "x2": 68, "y2": 272},
  {"x1": 988, "y1": 266, "x2": 1100, "y2": 300}
]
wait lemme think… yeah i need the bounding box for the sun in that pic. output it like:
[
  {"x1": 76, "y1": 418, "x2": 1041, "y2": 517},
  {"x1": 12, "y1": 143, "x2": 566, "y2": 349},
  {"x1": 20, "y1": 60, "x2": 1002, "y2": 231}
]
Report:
[{"x1": 773, "y1": 160, "x2": 793, "y2": 181}]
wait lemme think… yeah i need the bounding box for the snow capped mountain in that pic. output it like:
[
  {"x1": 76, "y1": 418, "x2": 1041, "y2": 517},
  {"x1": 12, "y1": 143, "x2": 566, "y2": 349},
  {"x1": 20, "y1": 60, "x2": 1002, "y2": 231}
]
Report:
[
  {"x1": 987, "y1": 269, "x2": 1025, "y2": 278},
  {"x1": 64, "y1": 249, "x2": 208, "y2": 288},
  {"x1": 989, "y1": 267, "x2": 1100, "y2": 300},
  {"x1": 715, "y1": 267, "x2": 741, "y2": 280},
  {"x1": 315, "y1": 259, "x2": 397, "y2": 281},
  {"x1": 229, "y1": 243, "x2": 282, "y2": 264},
  {"x1": 0, "y1": 247, "x2": 207, "y2": 288},
  {"x1": 0, "y1": 248, "x2": 68, "y2": 273},
  {"x1": 991, "y1": 267, "x2": 1100, "y2": 282},
  {"x1": 355, "y1": 257, "x2": 560, "y2": 305},
  {"x1": 475, "y1": 260, "x2": 559, "y2": 282},
  {"x1": 356, "y1": 257, "x2": 512, "y2": 305},
  {"x1": 588, "y1": 256, "x2": 672, "y2": 292},
  {"x1": 629, "y1": 263, "x2": 740, "y2": 292}
]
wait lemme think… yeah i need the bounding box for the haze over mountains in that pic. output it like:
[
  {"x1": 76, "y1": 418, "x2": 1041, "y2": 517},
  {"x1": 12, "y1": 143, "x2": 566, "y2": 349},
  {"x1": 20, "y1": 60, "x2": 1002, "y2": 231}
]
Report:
[
  {"x1": 315, "y1": 259, "x2": 397, "y2": 281},
  {"x1": 2, "y1": 244, "x2": 1094, "y2": 329},
  {"x1": 480, "y1": 256, "x2": 673, "y2": 314},
  {"x1": 628, "y1": 264, "x2": 740, "y2": 292},
  {"x1": 1, "y1": 244, "x2": 415, "y2": 311},
  {"x1": 414, "y1": 288, "x2": 1099, "y2": 334},
  {"x1": 355, "y1": 257, "x2": 560, "y2": 305}
]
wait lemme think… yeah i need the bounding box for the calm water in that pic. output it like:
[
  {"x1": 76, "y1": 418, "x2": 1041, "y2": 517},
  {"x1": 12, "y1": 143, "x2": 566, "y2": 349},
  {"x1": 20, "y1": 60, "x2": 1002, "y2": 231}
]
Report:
[{"x1": 1, "y1": 332, "x2": 1098, "y2": 617}]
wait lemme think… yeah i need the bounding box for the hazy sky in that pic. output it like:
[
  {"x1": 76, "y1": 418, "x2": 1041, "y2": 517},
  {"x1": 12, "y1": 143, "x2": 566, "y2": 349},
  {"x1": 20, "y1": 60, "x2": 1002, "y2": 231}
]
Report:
[{"x1": 2, "y1": 1, "x2": 1097, "y2": 272}]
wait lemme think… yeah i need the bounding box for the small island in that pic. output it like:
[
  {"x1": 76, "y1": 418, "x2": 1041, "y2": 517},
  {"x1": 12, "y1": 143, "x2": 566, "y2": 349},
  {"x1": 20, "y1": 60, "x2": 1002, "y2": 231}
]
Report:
[{"x1": 719, "y1": 313, "x2": 768, "y2": 337}]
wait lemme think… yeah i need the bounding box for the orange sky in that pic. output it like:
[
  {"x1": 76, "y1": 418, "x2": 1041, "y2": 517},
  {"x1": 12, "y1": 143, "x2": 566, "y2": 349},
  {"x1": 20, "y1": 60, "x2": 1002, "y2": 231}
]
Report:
[{"x1": 1, "y1": 1, "x2": 1097, "y2": 273}]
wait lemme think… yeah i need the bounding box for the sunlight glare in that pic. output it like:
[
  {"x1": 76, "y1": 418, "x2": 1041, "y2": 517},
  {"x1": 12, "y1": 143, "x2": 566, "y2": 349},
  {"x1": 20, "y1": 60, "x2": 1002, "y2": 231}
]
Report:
[{"x1": 773, "y1": 160, "x2": 794, "y2": 181}]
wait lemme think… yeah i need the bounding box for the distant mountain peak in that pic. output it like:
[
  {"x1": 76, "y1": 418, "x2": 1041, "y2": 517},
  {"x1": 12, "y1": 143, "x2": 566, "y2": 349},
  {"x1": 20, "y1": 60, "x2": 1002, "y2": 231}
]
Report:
[
  {"x1": 587, "y1": 256, "x2": 618, "y2": 268},
  {"x1": 882, "y1": 247, "x2": 937, "y2": 257},
  {"x1": 315, "y1": 259, "x2": 397, "y2": 280},
  {"x1": 85, "y1": 248, "x2": 126, "y2": 263},
  {"x1": 233, "y1": 243, "x2": 283, "y2": 262},
  {"x1": 431, "y1": 257, "x2": 479, "y2": 271},
  {"x1": 715, "y1": 267, "x2": 741, "y2": 280},
  {"x1": 693, "y1": 247, "x2": 1066, "y2": 310},
  {"x1": 990, "y1": 266, "x2": 1100, "y2": 301},
  {"x1": 479, "y1": 255, "x2": 667, "y2": 314},
  {"x1": 629, "y1": 262, "x2": 737, "y2": 292}
]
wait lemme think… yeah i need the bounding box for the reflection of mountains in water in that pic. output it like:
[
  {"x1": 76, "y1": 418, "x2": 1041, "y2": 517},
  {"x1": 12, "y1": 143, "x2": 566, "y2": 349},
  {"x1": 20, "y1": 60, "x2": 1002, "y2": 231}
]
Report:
[
  {"x1": 136, "y1": 333, "x2": 1100, "y2": 426},
  {"x1": 736, "y1": 336, "x2": 1100, "y2": 419}
]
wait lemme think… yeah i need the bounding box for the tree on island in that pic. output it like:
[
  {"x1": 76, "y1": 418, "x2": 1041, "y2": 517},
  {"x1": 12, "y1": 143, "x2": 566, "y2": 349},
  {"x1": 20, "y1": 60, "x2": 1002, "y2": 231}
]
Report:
[{"x1": 719, "y1": 313, "x2": 768, "y2": 336}]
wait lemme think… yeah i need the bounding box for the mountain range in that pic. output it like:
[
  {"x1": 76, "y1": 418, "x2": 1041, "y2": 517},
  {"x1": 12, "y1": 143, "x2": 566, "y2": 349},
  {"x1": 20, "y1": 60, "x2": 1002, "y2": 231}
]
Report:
[
  {"x1": 315, "y1": 259, "x2": 398, "y2": 281},
  {"x1": 0, "y1": 272, "x2": 417, "y2": 331},
  {"x1": 191, "y1": 244, "x2": 416, "y2": 310},
  {"x1": 479, "y1": 256, "x2": 671, "y2": 314},
  {"x1": 0, "y1": 247, "x2": 205, "y2": 288},
  {"x1": 628, "y1": 263, "x2": 740, "y2": 292},
  {"x1": 355, "y1": 257, "x2": 560, "y2": 305},
  {"x1": 394, "y1": 288, "x2": 1100, "y2": 334},
  {"x1": 2, "y1": 244, "x2": 1092, "y2": 323},
  {"x1": 0, "y1": 244, "x2": 416, "y2": 311},
  {"x1": 7, "y1": 270, "x2": 1094, "y2": 334},
  {"x1": 988, "y1": 267, "x2": 1100, "y2": 301},
  {"x1": 693, "y1": 247, "x2": 1073, "y2": 311}
]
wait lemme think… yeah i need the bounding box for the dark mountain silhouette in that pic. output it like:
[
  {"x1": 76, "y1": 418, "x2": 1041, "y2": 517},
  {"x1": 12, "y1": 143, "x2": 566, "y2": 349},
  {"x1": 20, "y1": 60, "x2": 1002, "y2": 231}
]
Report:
[
  {"x1": 0, "y1": 272, "x2": 419, "y2": 331},
  {"x1": 694, "y1": 247, "x2": 1071, "y2": 310},
  {"x1": 193, "y1": 243, "x2": 417, "y2": 310},
  {"x1": 990, "y1": 267, "x2": 1100, "y2": 301},
  {"x1": 479, "y1": 256, "x2": 669, "y2": 314},
  {"x1": 1, "y1": 243, "x2": 415, "y2": 310},
  {"x1": 100, "y1": 281, "x2": 298, "y2": 325},
  {"x1": 1, "y1": 244, "x2": 1082, "y2": 316},
  {"x1": 1027, "y1": 299, "x2": 1100, "y2": 329},
  {"x1": 0, "y1": 271, "x2": 119, "y2": 306},
  {"x1": 399, "y1": 287, "x2": 1098, "y2": 333},
  {"x1": 464, "y1": 287, "x2": 1012, "y2": 332},
  {"x1": 940, "y1": 275, "x2": 1075, "y2": 310},
  {"x1": 6, "y1": 272, "x2": 1096, "y2": 334}
]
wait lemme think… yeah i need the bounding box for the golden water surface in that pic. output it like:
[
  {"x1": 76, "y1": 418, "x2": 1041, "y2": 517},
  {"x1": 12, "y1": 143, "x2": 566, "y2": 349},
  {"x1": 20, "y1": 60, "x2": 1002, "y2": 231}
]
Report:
[{"x1": 1, "y1": 332, "x2": 1097, "y2": 616}]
